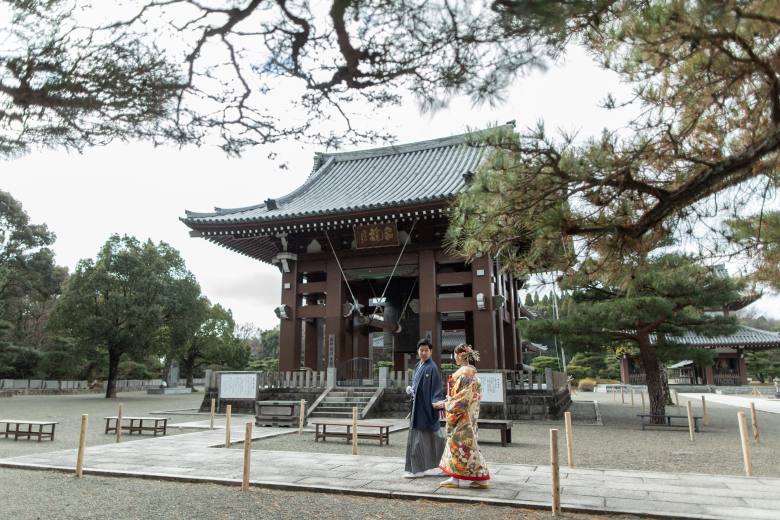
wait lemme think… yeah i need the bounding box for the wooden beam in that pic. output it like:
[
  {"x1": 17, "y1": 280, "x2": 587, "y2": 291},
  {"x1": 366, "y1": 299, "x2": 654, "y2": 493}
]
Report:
[
  {"x1": 437, "y1": 297, "x2": 474, "y2": 313},
  {"x1": 436, "y1": 271, "x2": 472, "y2": 286},
  {"x1": 297, "y1": 305, "x2": 327, "y2": 319},
  {"x1": 298, "y1": 281, "x2": 327, "y2": 295}
]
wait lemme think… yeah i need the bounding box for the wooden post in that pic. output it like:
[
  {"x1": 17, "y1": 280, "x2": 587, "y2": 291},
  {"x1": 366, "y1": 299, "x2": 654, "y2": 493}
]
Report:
[
  {"x1": 630, "y1": 388, "x2": 634, "y2": 407},
  {"x1": 242, "y1": 422, "x2": 252, "y2": 491},
  {"x1": 564, "y1": 411, "x2": 574, "y2": 468},
  {"x1": 620, "y1": 385, "x2": 624, "y2": 404},
  {"x1": 299, "y1": 399, "x2": 305, "y2": 435},
  {"x1": 750, "y1": 402, "x2": 760, "y2": 445},
  {"x1": 641, "y1": 391, "x2": 645, "y2": 412},
  {"x1": 738, "y1": 411, "x2": 753, "y2": 477},
  {"x1": 674, "y1": 390, "x2": 680, "y2": 412},
  {"x1": 351, "y1": 406, "x2": 358, "y2": 455},
  {"x1": 76, "y1": 414, "x2": 88, "y2": 478},
  {"x1": 612, "y1": 386, "x2": 616, "y2": 401},
  {"x1": 550, "y1": 428, "x2": 561, "y2": 516},
  {"x1": 686, "y1": 401, "x2": 695, "y2": 442},
  {"x1": 116, "y1": 404, "x2": 123, "y2": 443},
  {"x1": 225, "y1": 404, "x2": 232, "y2": 448},
  {"x1": 209, "y1": 398, "x2": 215, "y2": 430},
  {"x1": 701, "y1": 395, "x2": 708, "y2": 426}
]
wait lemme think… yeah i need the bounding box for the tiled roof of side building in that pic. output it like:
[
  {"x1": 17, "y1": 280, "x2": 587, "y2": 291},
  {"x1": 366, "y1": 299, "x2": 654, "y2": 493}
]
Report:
[
  {"x1": 181, "y1": 127, "x2": 506, "y2": 226},
  {"x1": 650, "y1": 326, "x2": 780, "y2": 350}
]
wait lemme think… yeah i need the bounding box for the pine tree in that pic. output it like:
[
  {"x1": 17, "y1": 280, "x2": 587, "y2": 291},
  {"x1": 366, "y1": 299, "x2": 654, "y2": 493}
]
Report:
[{"x1": 522, "y1": 255, "x2": 743, "y2": 423}]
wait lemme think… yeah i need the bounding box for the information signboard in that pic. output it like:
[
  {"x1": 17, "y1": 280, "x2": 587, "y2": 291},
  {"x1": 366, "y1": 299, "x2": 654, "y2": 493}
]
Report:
[
  {"x1": 478, "y1": 372, "x2": 505, "y2": 403},
  {"x1": 219, "y1": 373, "x2": 258, "y2": 399}
]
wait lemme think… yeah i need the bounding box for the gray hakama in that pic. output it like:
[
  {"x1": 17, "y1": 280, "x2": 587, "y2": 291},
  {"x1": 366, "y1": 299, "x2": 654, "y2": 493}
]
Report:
[
  {"x1": 404, "y1": 426, "x2": 446, "y2": 473},
  {"x1": 404, "y1": 358, "x2": 445, "y2": 473}
]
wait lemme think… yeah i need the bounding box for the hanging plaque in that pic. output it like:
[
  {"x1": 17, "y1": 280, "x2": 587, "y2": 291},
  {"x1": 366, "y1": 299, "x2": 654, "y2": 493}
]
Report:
[{"x1": 354, "y1": 222, "x2": 399, "y2": 249}]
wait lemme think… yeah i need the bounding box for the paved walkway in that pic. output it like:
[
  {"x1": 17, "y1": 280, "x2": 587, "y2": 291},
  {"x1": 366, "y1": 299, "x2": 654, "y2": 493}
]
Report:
[
  {"x1": 681, "y1": 393, "x2": 780, "y2": 414},
  {"x1": 1, "y1": 427, "x2": 778, "y2": 519}
]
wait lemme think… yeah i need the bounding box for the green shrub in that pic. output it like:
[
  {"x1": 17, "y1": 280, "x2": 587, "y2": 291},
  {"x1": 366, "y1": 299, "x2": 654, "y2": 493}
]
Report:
[{"x1": 578, "y1": 377, "x2": 597, "y2": 392}]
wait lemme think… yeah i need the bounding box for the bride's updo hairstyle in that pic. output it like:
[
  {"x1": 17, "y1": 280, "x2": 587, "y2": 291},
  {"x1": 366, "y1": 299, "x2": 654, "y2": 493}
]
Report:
[{"x1": 454, "y1": 343, "x2": 480, "y2": 366}]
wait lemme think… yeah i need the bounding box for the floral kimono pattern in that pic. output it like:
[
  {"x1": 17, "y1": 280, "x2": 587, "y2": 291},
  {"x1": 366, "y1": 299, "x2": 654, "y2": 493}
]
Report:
[{"x1": 438, "y1": 367, "x2": 490, "y2": 481}]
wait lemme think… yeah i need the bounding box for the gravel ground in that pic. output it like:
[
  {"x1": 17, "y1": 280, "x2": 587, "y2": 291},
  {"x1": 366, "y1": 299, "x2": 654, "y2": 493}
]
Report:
[
  {"x1": 0, "y1": 468, "x2": 646, "y2": 520},
  {"x1": 4, "y1": 391, "x2": 775, "y2": 519},
  {"x1": 0, "y1": 391, "x2": 205, "y2": 459},
  {"x1": 252, "y1": 392, "x2": 780, "y2": 478}
]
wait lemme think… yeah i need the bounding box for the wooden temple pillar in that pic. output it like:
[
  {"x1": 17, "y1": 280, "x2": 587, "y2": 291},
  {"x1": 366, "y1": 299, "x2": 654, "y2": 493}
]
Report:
[
  {"x1": 303, "y1": 319, "x2": 319, "y2": 370},
  {"x1": 471, "y1": 255, "x2": 498, "y2": 369},
  {"x1": 704, "y1": 365, "x2": 714, "y2": 386},
  {"x1": 419, "y1": 249, "x2": 440, "y2": 365},
  {"x1": 619, "y1": 355, "x2": 630, "y2": 384},
  {"x1": 505, "y1": 273, "x2": 519, "y2": 370},
  {"x1": 326, "y1": 257, "x2": 345, "y2": 371},
  {"x1": 738, "y1": 350, "x2": 748, "y2": 385},
  {"x1": 279, "y1": 259, "x2": 301, "y2": 371}
]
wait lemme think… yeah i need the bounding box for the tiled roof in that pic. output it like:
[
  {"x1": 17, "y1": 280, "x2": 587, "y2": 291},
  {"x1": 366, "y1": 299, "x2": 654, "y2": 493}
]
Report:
[
  {"x1": 182, "y1": 128, "x2": 497, "y2": 226},
  {"x1": 651, "y1": 326, "x2": 780, "y2": 350}
]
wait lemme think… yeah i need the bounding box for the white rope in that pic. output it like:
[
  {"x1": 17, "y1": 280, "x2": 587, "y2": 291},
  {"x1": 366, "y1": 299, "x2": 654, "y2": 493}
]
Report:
[
  {"x1": 324, "y1": 230, "x2": 360, "y2": 311},
  {"x1": 371, "y1": 218, "x2": 419, "y2": 316}
]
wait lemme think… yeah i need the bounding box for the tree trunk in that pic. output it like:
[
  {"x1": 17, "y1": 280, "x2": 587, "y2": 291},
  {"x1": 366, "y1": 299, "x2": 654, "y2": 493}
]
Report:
[
  {"x1": 106, "y1": 349, "x2": 121, "y2": 399},
  {"x1": 637, "y1": 336, "x2": 665, "y2": 424},
  {"x1": 182, "y1": 355, "x2": 195, "y2": 388},
  {"x1": 658, "y1": 361, "x2": 672, "y2": 405}
]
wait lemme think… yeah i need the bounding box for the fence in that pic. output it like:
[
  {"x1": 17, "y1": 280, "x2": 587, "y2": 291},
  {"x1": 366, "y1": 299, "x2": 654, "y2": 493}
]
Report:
[
  {"x1": 0, "y1": 378, "x2": 205, "y2": 392},
  {"x1": 248, "y1": 367, "x2": 568, "y2": 394}
]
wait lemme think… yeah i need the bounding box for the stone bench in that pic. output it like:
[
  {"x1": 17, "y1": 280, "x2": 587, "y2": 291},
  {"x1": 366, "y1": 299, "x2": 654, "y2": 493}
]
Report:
[
  {"x1": 1, "y1": 419, "x2": 58, "y2": 441},
  {"x1": 104, "y1": 416, "x2": 168, "y2": 436},
  {"x1": 255, "y1": 400, "x2": 300, "y2": 427}
]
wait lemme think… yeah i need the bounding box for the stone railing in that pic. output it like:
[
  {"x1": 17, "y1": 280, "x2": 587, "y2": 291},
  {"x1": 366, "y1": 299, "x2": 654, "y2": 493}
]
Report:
[
  {"x1": 0, "y1": 378, "x2": 207, "y2": 393},
  {"x1": 257, "y1": 370, "x2": 330, "y2": 389}
]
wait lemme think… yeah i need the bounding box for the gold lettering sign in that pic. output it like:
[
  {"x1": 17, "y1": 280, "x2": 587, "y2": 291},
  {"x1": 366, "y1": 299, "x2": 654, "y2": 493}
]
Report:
[{"x1": 354, "y1": 222, "x2": 400, "y2": 249}]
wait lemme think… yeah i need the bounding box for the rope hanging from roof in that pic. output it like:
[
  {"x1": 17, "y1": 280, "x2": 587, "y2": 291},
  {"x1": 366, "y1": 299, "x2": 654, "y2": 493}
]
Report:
[
  {"x1": 369, "y1": 218, "x2": 419, "y2": 316},
  {"x1": 323, "y1": 230, "x2": 361, "y2": 312}
]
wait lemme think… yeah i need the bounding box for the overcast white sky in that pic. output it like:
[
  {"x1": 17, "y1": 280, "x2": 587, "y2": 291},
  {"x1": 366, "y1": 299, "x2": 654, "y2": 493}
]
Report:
[{"x1": 3, "y1": 47, "x2": 778, "y2": 329}]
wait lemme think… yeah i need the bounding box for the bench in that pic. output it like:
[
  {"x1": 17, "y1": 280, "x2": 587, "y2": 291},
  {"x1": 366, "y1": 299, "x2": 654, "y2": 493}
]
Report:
[
  {"x1": 309, "y1": 418, "x2": 392, "y2": 446},
  {"x1": 638, "y1": 414, "x2": 701, "y2": 432},
  {"x1": 104, "y1": 416, "x2": 168, "y2": 436},
  {"x1": 440, "y1": 418, "x2": 513, "y2": 447},
  {"x1": 1, "y1": 420, "x2": 57, "y2": 441}
]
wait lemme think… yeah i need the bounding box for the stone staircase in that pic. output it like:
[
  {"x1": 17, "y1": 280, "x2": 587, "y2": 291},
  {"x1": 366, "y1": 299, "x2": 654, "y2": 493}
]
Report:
[{"x1": 308, "y1": 387, "x2": 379, "y2": 419}]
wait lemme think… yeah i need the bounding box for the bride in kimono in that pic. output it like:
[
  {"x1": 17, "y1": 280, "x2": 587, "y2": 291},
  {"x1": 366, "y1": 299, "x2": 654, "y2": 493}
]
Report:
[{"x1": 433, "y1": 343, "x2": 490, "y2": 489}]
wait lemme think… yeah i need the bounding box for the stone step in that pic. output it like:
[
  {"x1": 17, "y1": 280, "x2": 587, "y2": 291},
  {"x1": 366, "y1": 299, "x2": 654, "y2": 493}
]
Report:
[{"x1": 325, "y1": 399, "x2": 372, "y2": 404}]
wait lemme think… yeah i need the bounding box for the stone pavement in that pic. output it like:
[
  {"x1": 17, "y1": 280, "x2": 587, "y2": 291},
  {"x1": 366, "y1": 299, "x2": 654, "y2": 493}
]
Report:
[{"x1": 1, "y1": 426, "x2": 778, "y2": 520}]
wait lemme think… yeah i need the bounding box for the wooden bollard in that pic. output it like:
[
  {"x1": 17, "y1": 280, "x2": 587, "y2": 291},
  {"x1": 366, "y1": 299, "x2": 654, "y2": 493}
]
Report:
[
  {"x1": 750, "y1": 402, "x2": 760, "y2": 445},
  {"x1": 612, "y1": 387, "x2": 616, "y2": 401},
  {"x1": 116, "y1": 404, "x2": 123, "y2": 443},
  {"x1": 76, "y1": 414, "x2": 88, "y2": 478},
  {"x1": 564, "y1": 411, "x2": 574, "y2": 468},
  {"x1": 209, "y1": 398, "x2": 215, "y2": 430},
  {"x1": 225, "y1": 404, "x2": 232, "y2": 448},
  {"x1": 641, "y1": 391, "x2": 645, "y2": 412},
  {"x1": 242, "y1": 422, "x2": 252, "y2": 491},
  {"x1": 701, "y1": 395, "x2": 708, "y2": 426},
  {"x1": 630, "y1": 389, "x2": 635, "y2": 407},
  {"x1": 674, "y1": 390, "x2": 680, "y2": 412},
  {"x1": 738, "y1": 411, "x2": 753, "y2": 477},
  {"x1": 620, "y1": 385, "x2": 625, "y2": 404},
  {"x1": 550, "y1": 428, "x2": 561, "y2": 516},
  {"x1": 351, "y1": 407, "x2": 358, "y2": 455},
  {"x1": 299, "y1": 399, "x2": 305, "y2": 435},
  {"x1": 686, "y1": 401, "x2": 695, "y2": 442}
]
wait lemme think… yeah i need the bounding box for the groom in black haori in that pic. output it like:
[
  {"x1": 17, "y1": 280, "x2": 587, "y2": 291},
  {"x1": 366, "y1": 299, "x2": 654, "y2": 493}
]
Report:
[{"x1": 403, "y1": 338, "x2": 446, "y2": 478}]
